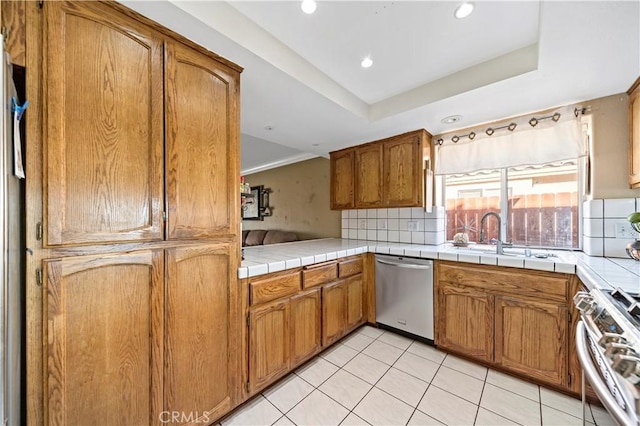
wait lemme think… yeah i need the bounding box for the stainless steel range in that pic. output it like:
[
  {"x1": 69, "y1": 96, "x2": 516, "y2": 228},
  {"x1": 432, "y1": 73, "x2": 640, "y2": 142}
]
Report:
[{"x1": 574, "y1": 288, "x2": 640, "y2": 425}]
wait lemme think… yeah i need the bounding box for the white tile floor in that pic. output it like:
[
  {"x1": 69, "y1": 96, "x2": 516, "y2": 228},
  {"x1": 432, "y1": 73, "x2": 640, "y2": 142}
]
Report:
[{"x1": 220, "y1": 326, "x2": 616, "y2": 426}]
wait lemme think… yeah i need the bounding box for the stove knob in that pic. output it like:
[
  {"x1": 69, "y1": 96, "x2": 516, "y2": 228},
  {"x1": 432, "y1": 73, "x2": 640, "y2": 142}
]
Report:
[
  {"x1": 599, "y1": 333, "x2": 628, "y2": 348},
  {"x1": 574, "y1": 293, "x2": 596, "y2": 314},
  {"x1": 612, "y1": 354, "x2": 640, "y2": 378},
  {"x1": 604, "y1": 342, "x2": 636, "y2": 358}
]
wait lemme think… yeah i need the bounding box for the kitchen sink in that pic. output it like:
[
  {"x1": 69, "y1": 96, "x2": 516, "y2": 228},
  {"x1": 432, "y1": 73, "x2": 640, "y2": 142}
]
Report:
[{"x1": 446, "y1": 245, "x2": 556, "y2": 259}]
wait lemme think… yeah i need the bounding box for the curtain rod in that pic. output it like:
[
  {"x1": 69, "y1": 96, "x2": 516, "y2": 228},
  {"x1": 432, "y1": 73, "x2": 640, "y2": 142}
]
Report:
[{"x1": 435, "y1": 105, "x2": 588, "y2": 146}]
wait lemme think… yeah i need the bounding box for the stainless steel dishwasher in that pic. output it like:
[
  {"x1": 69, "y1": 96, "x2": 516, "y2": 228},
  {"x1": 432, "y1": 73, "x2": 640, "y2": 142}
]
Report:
[{"x1": 375, "y1": 255, "x2": 434, "y2": 342}]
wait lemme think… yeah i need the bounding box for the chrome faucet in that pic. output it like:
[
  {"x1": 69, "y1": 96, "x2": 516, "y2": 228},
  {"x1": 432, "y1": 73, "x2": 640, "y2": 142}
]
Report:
[{"x1": 480, "y1": 212, "x2": 509, "y2": 255}]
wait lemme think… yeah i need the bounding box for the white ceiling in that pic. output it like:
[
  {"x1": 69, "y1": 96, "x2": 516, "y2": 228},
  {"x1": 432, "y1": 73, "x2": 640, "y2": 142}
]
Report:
[{"x1": 120, "y1": 0, "x2": 640, "y2": 173}]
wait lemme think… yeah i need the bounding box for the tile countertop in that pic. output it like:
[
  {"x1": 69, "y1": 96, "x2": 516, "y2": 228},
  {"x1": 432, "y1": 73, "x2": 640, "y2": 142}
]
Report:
[{"x1": 240, "y1": 238, "x2": 640, "y2": 293}]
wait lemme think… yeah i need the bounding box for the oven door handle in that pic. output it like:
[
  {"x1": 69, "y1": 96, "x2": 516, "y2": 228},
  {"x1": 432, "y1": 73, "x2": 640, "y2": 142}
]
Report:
[{"x1": 576, "y1": 321, "x2": 636, "y2": 426}]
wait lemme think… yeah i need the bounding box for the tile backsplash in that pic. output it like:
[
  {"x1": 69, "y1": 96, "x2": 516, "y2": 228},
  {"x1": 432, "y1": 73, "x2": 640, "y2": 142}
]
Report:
[
  {"x1": 341, "y1": 207, "x2": 446, "y2": 245},
  {"x1": 583, "y1": 198, "x2": 640, "y2": 258}
]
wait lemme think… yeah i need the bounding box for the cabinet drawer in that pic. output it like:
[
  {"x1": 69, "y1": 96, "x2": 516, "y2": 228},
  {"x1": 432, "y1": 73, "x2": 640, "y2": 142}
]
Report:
[
  {"x1": 438, "y1": 262, "x2": 568, "y2": 302},
  {"x1": 338, "y1": 257, "x2": 362, "y2": 278},
  {"x1": 250, "y1": 271, "x2": 301, "y2": 305},
  {"x1": 302, "y1": 262, "x2": 338, "y2": 288}
]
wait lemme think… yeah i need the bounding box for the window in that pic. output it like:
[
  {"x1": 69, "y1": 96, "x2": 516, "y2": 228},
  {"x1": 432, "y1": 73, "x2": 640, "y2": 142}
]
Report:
[{"x1": 445, "y1": 160, "x2": 580, "y2": 249}]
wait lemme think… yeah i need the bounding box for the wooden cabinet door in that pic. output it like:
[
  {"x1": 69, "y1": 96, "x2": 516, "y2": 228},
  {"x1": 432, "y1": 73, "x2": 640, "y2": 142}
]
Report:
[
  {"x1": 165, "y1": 244, "x2": 240, "y2": 423},
  {"x1": 355, "y1": 143, "x2": 383, "y2": 208},
  {"x1": 44, "y1": 250, "x2": 164, "y2": 426},
  {"x1": 384, "y1": 133, "x2": 422, "y2": 207},
  {"x1": 345, "y1": 275, "x2": 364, "y2": 331},
  {"x1": 1, "y1": 0, "x2": 25, "y2": 66},
  {"x1": 248, "y1": 300, "x2": 290, "y2": 394},
  {"x1": 495, "y1": 296, "x2": 568, "y2": 387},
  {"x1": 330, "y1": 149, "x2": 355, "y2": 210},
  {"x1": 44, "y1": 1, "x2": 164, "y2": 246},
  {"x1": 322, "y1": 280, "x2": 347, "y2": 346},
  {"x1": 629, "y1": 83, "x2": 640, "y2": 188},
  {"x1": 165, "y1": 40, "x2": 240, "y2": 239},
  {"x1": 290, "y1": 288, "x2": 321, "y2": 366},
  {"x1": 436, "y1": 283, "x2": 494, "y2": 362}
]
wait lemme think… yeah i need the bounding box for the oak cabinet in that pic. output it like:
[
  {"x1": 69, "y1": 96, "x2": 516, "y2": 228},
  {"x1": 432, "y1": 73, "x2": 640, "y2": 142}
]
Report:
[
  {"x1": 44, "y1": 1, "x2": 165, "y2": 246},
  {"x1": 322, "y1": 275, "x2": 365, "y2": 346},
  {"x1": 436, "y1": 283, "x2": 494, "y2": 363},
  {"x1": 330, "y1": 129, "x2": 432, "y2": 210},
  {"x1": 43, "y1": 251, "x2": 165, "y2": 426},
  {"x1": 330, "y1": 149, "x2": 355, "y2": 209},
  {"x1": 165, "y1": 244, "x2": 239, "y2": 423},
  {"x1": 248, "y1": 299, "x2": 290, "y2": 394},
  {"x1": 33, "y1": 1, "x2": 242, "y2": 424},
  {"x1": 629, "y1": 77, "x2": 640, "y2": 188},
  {"x1": 355, "y1": 143, "x2": 384, "y2": 208},
  {"x1": 435, "y1": 262, "x2": 572, "y2": 390},
  {"x1": 290, "y1": 288, "x2": 322, "y2": 366},
  {"x1": 494, "y1": 296, "x2": 568, "y2": 386}
]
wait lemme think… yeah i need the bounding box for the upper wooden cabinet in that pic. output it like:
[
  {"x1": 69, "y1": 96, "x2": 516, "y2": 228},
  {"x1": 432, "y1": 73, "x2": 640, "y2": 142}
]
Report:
[
  {"x1": 629, "y1": 77, "x2": 640, "y2": 188},
  {"x1": 44, "y1": 2, "x2": 165, "y2": 246},
  {"x1": 355, "y1": 143, "x2": 383, "y2": 208},
  {"x1": 165, "y1": 40, "x2": 239, "y2": 239},
  {"x1": 43, "y1": 1, "x2": 240, "y2": 246},
  {"x1": 330, "y1": 129, "x2": 432, "y2": 210},
  {"x1": 330, "y1": 149, "x2": 355, "y2": 209}
]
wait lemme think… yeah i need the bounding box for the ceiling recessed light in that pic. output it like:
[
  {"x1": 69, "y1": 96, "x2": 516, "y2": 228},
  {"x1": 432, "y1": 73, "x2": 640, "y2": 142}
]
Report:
[
  {"x1": 264, "y1": 125, "x2": 274, "y2": 131},
  {"x1": 441, "y1": 115, "x2": 462, "y2": 124},
  {"x1": 301, "y1": 0, "x2": 317, "y2": 14},
  {"x1": 454, "y1": 2, "x2": 474, "y2": 19},
  {"x1": 361, "y1": 56, "x2": 373, "y2": 68}
]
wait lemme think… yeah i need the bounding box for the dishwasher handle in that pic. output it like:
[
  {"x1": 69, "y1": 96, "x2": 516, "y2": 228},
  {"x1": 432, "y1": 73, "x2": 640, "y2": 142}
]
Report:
[{"x1": 376, "y1": 258, "x2": 432, "y2": 270}]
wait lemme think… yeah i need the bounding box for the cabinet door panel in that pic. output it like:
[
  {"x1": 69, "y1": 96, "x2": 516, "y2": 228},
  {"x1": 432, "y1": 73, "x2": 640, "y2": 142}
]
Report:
[
  {"x1": 165, "y1": 244, "x2": 239, "y2": 423},
  {"x1": 330, "y1": 150, "x2": 355, "y2": 209},
  {"x1": 322, "y1": 280, "x2": 347, "y2": 346},
  {"x1": 346, "y1": 275, "x2": 364, "y2": 331},
  {"x1": 384, "y1": 134, "x2": 422, "y2": 207},
  {"x1": 495, "y1": 297, "x2": 568, "y2": 387},
  {"x1": 249, "y1": 300, "x2": 290, "y2": 393},
  {"x1": 165, "y1": 40, "x2": 240, "y2": 239},
  {"x1": 44, "y1": 250, "x2": 163, "y2": 426},
  {"x1": 45, "y1": 1, "x2": 164, "y2": 245},
  {"x1": 290, "y1": 288, "x2": 321, "y2": 366},
  {"x1": 355, "y1": 144, "x2": 383, "y2": 208},
  {"x1": 436, "y1": 283, "x2": 494, "y2": 362}
]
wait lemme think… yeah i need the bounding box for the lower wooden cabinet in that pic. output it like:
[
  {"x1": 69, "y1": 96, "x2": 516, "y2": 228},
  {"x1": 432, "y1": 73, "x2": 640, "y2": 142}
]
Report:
[
  {"x1": 435, "y1": 261, "x2": 573, "y2": 390},
  {"x1": 290, "y1": 288, "x2": 322, "y2": 366},
  {"x1": 437, "y1": 283, "x2": 494, "y2": 363},
  {"x1": 248, "y1": 299, "x2": 290, "y2": 394},
  {"x1": 43, "y1": 244, "x2": 240, "y2": 425},
  {"x1": 165, "y1": 244, "x2": 240, "y2": 423},
  {"x1": 322, "y1": 275, "x2": 365, "y2": 346},
  {"x1": 494, "y1": 296, "x2": 568, "y2": 386},
  {"x1": 44, "y1": 250, "x2": 165, "y2": 426}
]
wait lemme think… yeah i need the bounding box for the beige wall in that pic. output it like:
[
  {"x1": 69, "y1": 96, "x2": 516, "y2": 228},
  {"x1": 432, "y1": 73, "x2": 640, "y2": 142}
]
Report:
[
  {"x1": 242, "y1": 157, "x2": 341, "y2": 240},
  {"x1": 589, "y1": 93, "x2": 640, "y2": 199}
]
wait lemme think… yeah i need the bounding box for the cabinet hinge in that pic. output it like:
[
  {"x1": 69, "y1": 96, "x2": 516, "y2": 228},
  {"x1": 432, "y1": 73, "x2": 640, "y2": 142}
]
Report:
[
  {"x1": 245, "y1": 382, "x2": 250, "y2": 393},
  {"x1": 36, "y1": 222, "x2": 43, "y2": 241},
  {"x1": 38, "y1": 0, "x2": 43, "y2": 9},
  {"x1": 568, "y1": 373, "x2": 572, "y2": 385},
  {"x1": 162, "y1": 211, "x2": 167, "y2": 222},
  {"x1": 568, "y1": 311, "x2": 572, "y2": 323},
  {"x1": 246, "y1": 314, "x2": 250, "y2": 327},
  {"x1": 35, "y1": 268, "x2": 42, "y2": 287}
]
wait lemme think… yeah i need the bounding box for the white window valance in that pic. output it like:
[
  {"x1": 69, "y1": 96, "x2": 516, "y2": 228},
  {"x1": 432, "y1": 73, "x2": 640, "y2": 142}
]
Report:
[{"x1": 435, "y1": 105, "x2": 586, "y2": 175}]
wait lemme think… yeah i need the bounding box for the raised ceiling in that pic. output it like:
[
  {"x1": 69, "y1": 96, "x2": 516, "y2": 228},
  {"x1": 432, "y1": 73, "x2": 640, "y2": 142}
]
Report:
[{"x1": 120, "y1": 1, "x2": 640, "y2": 172}]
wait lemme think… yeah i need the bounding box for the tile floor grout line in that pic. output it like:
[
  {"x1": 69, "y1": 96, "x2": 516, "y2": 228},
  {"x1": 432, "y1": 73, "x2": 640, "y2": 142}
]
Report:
[{"x1": 406, "y1": 352, "x2": 449, "y2": 425}]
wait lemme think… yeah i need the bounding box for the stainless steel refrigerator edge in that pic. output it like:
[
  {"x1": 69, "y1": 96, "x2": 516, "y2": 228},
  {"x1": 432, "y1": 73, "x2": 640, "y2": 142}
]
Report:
[
  {"x1": 0, "y1": 38, "x2": 23, "y2": 426},
  {"x1": 375, "y1": 255, "x2": 434, "y2": 341}
]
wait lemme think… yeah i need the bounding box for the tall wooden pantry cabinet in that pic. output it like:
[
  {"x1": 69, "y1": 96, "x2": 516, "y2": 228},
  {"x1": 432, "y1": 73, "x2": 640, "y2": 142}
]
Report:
[{"x1": 25, "y1": 1, "x2": 243, "y2": 425}]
